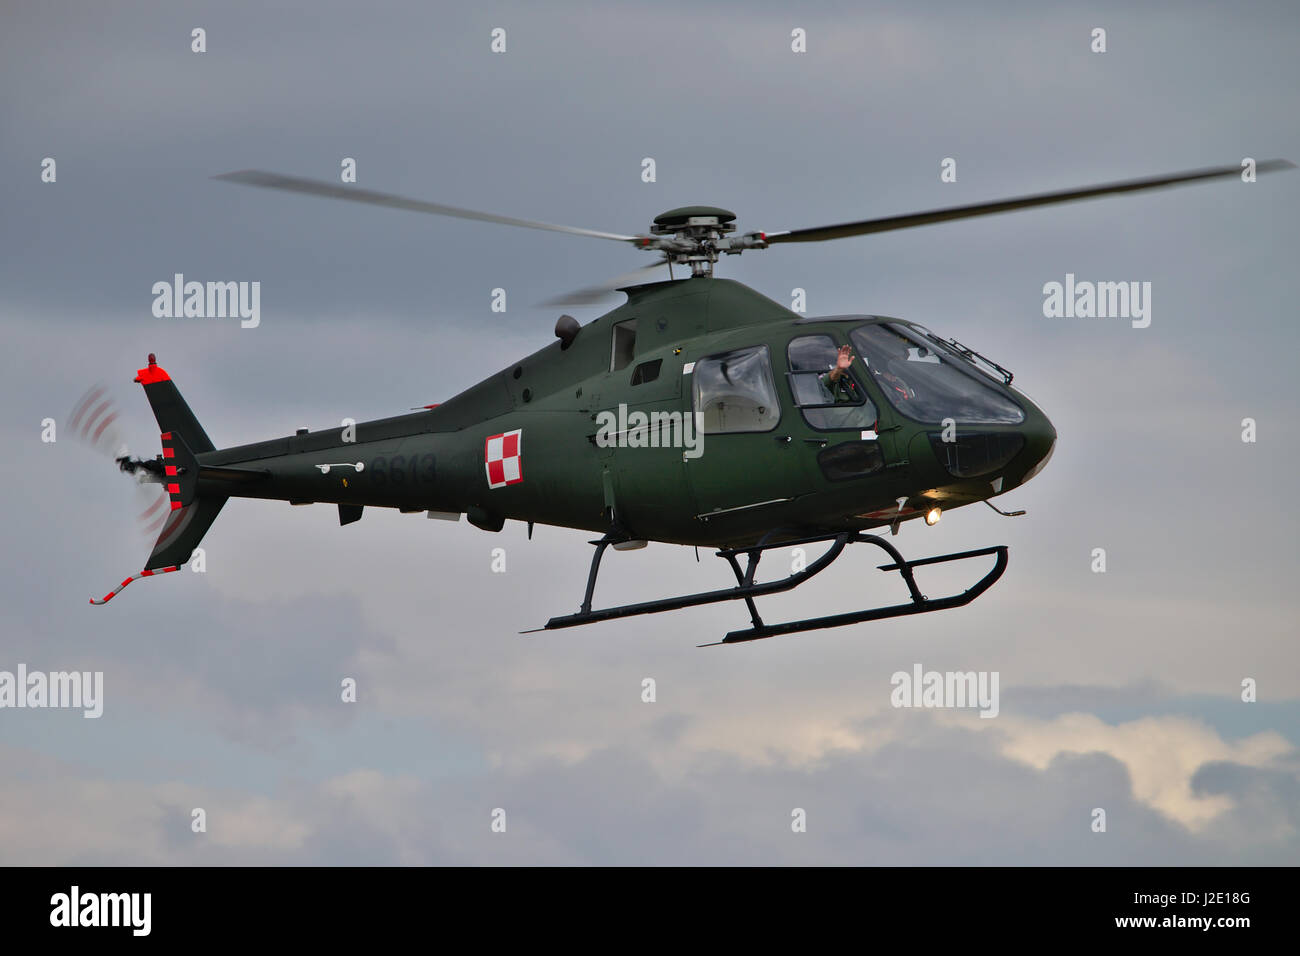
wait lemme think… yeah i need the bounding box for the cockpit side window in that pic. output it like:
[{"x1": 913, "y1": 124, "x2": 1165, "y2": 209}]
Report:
[
  {"x1": 849, "y1": 323, "x2": 1024, "y2": 424},
  {"x1": 786, "y1": 334, "x2": 877, "y2": 431}
]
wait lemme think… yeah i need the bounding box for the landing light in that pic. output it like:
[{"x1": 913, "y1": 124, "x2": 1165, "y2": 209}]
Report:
[{"x1": 925, "y1": 507, "x2": 942, "y2": 526}]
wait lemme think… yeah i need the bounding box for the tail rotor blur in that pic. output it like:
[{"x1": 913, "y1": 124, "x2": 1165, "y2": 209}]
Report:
[{"x1": 69, "y1": 384, "x2": 169, "y2": 543}]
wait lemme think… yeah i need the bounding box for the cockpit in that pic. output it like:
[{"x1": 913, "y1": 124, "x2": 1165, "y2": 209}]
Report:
[
  {"x1": 682, "y1": 310, "x2": 1055, "y2": 513},
  {"x1": 847, "y1": 322, "x2": 1024, "y2": 425}
]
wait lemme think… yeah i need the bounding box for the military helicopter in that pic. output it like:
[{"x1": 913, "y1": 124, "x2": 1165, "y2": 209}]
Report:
[{"x1": 90, "y1": 160, "x2": 1292, "y2": 644}]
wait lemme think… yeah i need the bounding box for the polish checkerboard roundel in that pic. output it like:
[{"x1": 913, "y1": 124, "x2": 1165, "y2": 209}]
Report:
[{"x1": 484, "y1": 429, "x2": 523, "y2": 489}]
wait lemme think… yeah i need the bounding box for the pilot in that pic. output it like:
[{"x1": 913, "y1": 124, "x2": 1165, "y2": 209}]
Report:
[
  {"x1": 875, "y1": 365, "x2": 914, "y2": 402},
  {"x1": 817, "y1": 344, "x2": 859, "y2": 403},
  {"x1": 871, "y1": 332, "x2": 916, "y2": 401}
]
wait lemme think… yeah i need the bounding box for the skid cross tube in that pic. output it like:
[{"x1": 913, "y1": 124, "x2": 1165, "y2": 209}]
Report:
[
  {"x1": 720, "y1": 542, "x2": 1007, "y2": 644},
  {"x1": 540, "y1": 530, "x2": 1009, "y2": 644}
]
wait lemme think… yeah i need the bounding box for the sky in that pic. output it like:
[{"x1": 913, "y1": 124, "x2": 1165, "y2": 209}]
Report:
[{"x1": 0, "y1": 0, "x2": 1297, "y2": 864}]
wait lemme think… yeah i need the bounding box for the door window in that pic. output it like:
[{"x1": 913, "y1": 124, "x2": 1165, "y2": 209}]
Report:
[
  {"x1": 692, "y1": 345, "x2": 780, "y2": 433},
  {"x1": 786, "y1": 334, "x2": 878, "y2": 431}
]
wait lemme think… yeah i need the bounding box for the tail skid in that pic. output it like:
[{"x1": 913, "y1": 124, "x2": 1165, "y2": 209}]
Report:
[{"x1": 90, "y1": 564, "x2": 184, "y2": 605}]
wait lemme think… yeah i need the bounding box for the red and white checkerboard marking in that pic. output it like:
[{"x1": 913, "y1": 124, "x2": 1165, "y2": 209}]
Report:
[{"x1": 484, "y1": 429, "x2": 523, "y2": 489}]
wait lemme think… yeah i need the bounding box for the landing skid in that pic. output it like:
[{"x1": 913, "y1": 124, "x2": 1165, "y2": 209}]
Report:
[{"x1": 535, "y1": 530, "x2": 1008, "y2": 645}]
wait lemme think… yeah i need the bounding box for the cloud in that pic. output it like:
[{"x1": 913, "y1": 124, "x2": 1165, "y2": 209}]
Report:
[
  {"x1": 989, "y1": 712, "x2": 1294, "y2": 830},
  {"x1": 6, "y1": 706, "x2": 1297, "y2": 865}
]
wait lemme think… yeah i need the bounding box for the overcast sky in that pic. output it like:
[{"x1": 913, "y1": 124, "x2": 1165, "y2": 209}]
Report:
[{"x1": 1, "y1": 0, "x2": 1297, "y2": 864}]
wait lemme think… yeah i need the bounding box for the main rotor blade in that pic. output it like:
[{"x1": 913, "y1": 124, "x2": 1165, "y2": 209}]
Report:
[
  {"x1": 764, "y1": 159, "x2": 1296, "y2": 244},
  {"x1": 541, "y1": 258, "x2": 671, "y2": 307},
  {"x1": 214, "y1": 170, "x2": 641, "y2": 243}
]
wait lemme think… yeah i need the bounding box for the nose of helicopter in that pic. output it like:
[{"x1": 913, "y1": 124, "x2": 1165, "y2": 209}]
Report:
[{"x1": 1016, "y1": 407, "x2": 1057, "y2": 487}]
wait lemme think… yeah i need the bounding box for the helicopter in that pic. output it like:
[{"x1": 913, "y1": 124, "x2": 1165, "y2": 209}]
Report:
[{"x1": 89, "y1": 159, "x2": 1293, "y2": 644}]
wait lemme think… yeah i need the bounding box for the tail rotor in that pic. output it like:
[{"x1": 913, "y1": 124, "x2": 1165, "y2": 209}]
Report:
[{"x1": 69, "y1": 385, "x2": 170, "y2": 544}]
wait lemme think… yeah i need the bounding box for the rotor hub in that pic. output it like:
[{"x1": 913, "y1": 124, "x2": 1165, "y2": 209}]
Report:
[{"x1": 647, "y1": 206, "x2": 766, "y2": 276}]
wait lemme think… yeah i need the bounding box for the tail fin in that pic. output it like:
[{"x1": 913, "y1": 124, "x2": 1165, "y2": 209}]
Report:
[
  {"x1": 134, "y1": 354, "x2": 214, "y2": 453},
  {"x1": 91, "y1": 355, "x2": 227, "y2": 604}
]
